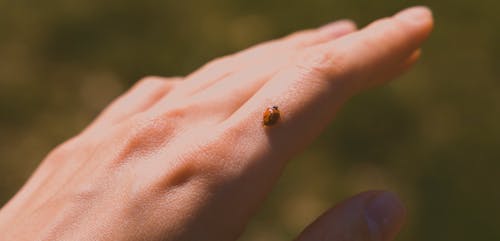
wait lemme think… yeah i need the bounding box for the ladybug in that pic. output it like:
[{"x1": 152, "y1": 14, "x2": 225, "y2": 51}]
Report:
[{"x1": 263, "y1": 106, "x2": 280, "y2": 126}]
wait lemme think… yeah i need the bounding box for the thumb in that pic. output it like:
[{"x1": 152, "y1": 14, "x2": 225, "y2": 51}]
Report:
[{"x1": 295, "y1": 191, "x2": 406, "y2": 241}]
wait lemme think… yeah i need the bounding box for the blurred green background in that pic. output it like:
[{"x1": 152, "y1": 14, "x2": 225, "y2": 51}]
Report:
[{"x1": 1, "y1": 0, "x2": 499, "y2": 240}]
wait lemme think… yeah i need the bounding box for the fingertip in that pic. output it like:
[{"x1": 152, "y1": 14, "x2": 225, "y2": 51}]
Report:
[
  {"x1": 364, "y1": 191, "x2": 406, "y2": 241},
  {"x1": 395, "y1": 6, "x2": 433, "y2": 22},
  {"x1": 295, "y1": 191, "x2": 406, "y2": 241},
  {"x1": 394, "y1": 6, "x2": 434, "y2": 34}
]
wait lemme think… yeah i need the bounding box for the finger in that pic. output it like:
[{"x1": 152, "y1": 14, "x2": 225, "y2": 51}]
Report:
[
  {"x1": 151, "y1": 21, "x2": 357, "y2": 121},
  {"x1": 221, "y1": 6, "x2": 433, "y2": 163},
  {"x1": 167, "y1": 53, "x2": 287, "y2": 122},
  {"x1": 280, "y1": 19, "x2": 357, "y2": 48},
  {"x1": 295, "y1": 191, "x2": 406, "y2": 241},
  {"x1": 172, "y1": 20, "x2": 357, "y2": 97},
  {"x1": 88, "y1": 76, "x2": 181, "y2": 129},
  {"x1": 166, "y1": 20, "x2": 357, "y2": 119},
  {"x1": 315, "y1": 8, "x2": 432, "y2": 92}
]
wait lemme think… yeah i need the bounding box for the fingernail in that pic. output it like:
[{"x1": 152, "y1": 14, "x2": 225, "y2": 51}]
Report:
[
  {"x1": 319, "y1": 19, "x2": 357, "y2": 34},
  {"x1": 364, "y1": 192, "x2": 406, "y2": 241},
  {"x1": 394, "y1": 6, "x2": 432, "y2": 22}
]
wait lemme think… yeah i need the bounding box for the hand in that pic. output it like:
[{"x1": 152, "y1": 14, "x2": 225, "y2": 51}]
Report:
[{"x1": 0, "y1": 6, "x2": 433, "y2": 241}]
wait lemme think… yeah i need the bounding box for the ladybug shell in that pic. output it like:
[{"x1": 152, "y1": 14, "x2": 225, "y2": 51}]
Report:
[{"x1": 263, "y1": 106, "x2": 280, "y2": 126}]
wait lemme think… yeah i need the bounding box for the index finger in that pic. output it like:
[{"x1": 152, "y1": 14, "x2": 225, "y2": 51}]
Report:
[{"x1": 222, "y1": 6, "x2": 434, "y2": 165}]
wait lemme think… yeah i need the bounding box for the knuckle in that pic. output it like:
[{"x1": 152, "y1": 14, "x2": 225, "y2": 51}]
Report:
[
  {"x1": 140, "y1": 121, "x2": 247, "y2": 191},
  {"x1": 131, "y1": 76, "x2": 174, "y2": 97},
  {"x1": 202, "y1": 55, "x2": 234, "y2": 71},
  {"x1": 283, "y1": 31, "x2": 304, "y2": 43},
  {"x1": 296, "y1": 48, "x2": 330, "y2": 76},
  {"x1": 389, "y1": 16, "x2": 407, "y2": 32},
  {"x1": 165, "y1": 76, "x2": 183, "y2": 84},
  {"x1": 43, "y1": 136, "x2": 81, "y2": 166},
  {"x1": 105, "y1": 115, "x2": 177, "y2": 167},
  {"x1": 295, "y1": 47, "x2": 348, "y2": 79},
  {"x1": 154, "y1": 154, "x2": 200, "y2": 190},
  {"x1": 365, "y1": 17, "x2": 405, "y2": 48},
  {"x1": 131, "y1": 113, "x2": 179, "y2": 140},
  {"x1": 160, "y1": 103, "x2": 191, "y2": 122},
  {"x1": 369, "y1": 17, "x2": 393, "y2": 30},
  {"x1": 181, "y1": 129, "x2": 242, "y2": 183},
  {"x1": 136, "y1": 76, "x2": 168, "y2": 89},
  {"x1": 284, "y1": 29, "x2": 313, "y2": 44},
  {"x1": 153, "y1": 135, "x2": 237, "y2": 191},
  {"x1": 70, "y1": 182, "x2": 103, "y2": 204}
]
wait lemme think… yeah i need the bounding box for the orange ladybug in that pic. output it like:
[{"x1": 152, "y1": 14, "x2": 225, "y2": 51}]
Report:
[{"x1": 263, "y1": 106, "x2": 280, "y2": 126}]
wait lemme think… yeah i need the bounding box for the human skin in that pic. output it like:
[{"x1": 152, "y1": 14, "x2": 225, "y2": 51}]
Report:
[{"x1": 0, "y1": 6, "x2": 433, "y2": 241}]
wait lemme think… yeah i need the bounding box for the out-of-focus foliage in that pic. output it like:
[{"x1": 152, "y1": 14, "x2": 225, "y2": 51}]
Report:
[{"x1": 1, "y1": 0, "x2": 499, "y2": 240}]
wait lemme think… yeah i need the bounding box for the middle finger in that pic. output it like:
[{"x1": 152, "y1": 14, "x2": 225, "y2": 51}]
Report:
[{"x1": 170, "y1": 19, "x2": 357, "y2": 98}]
